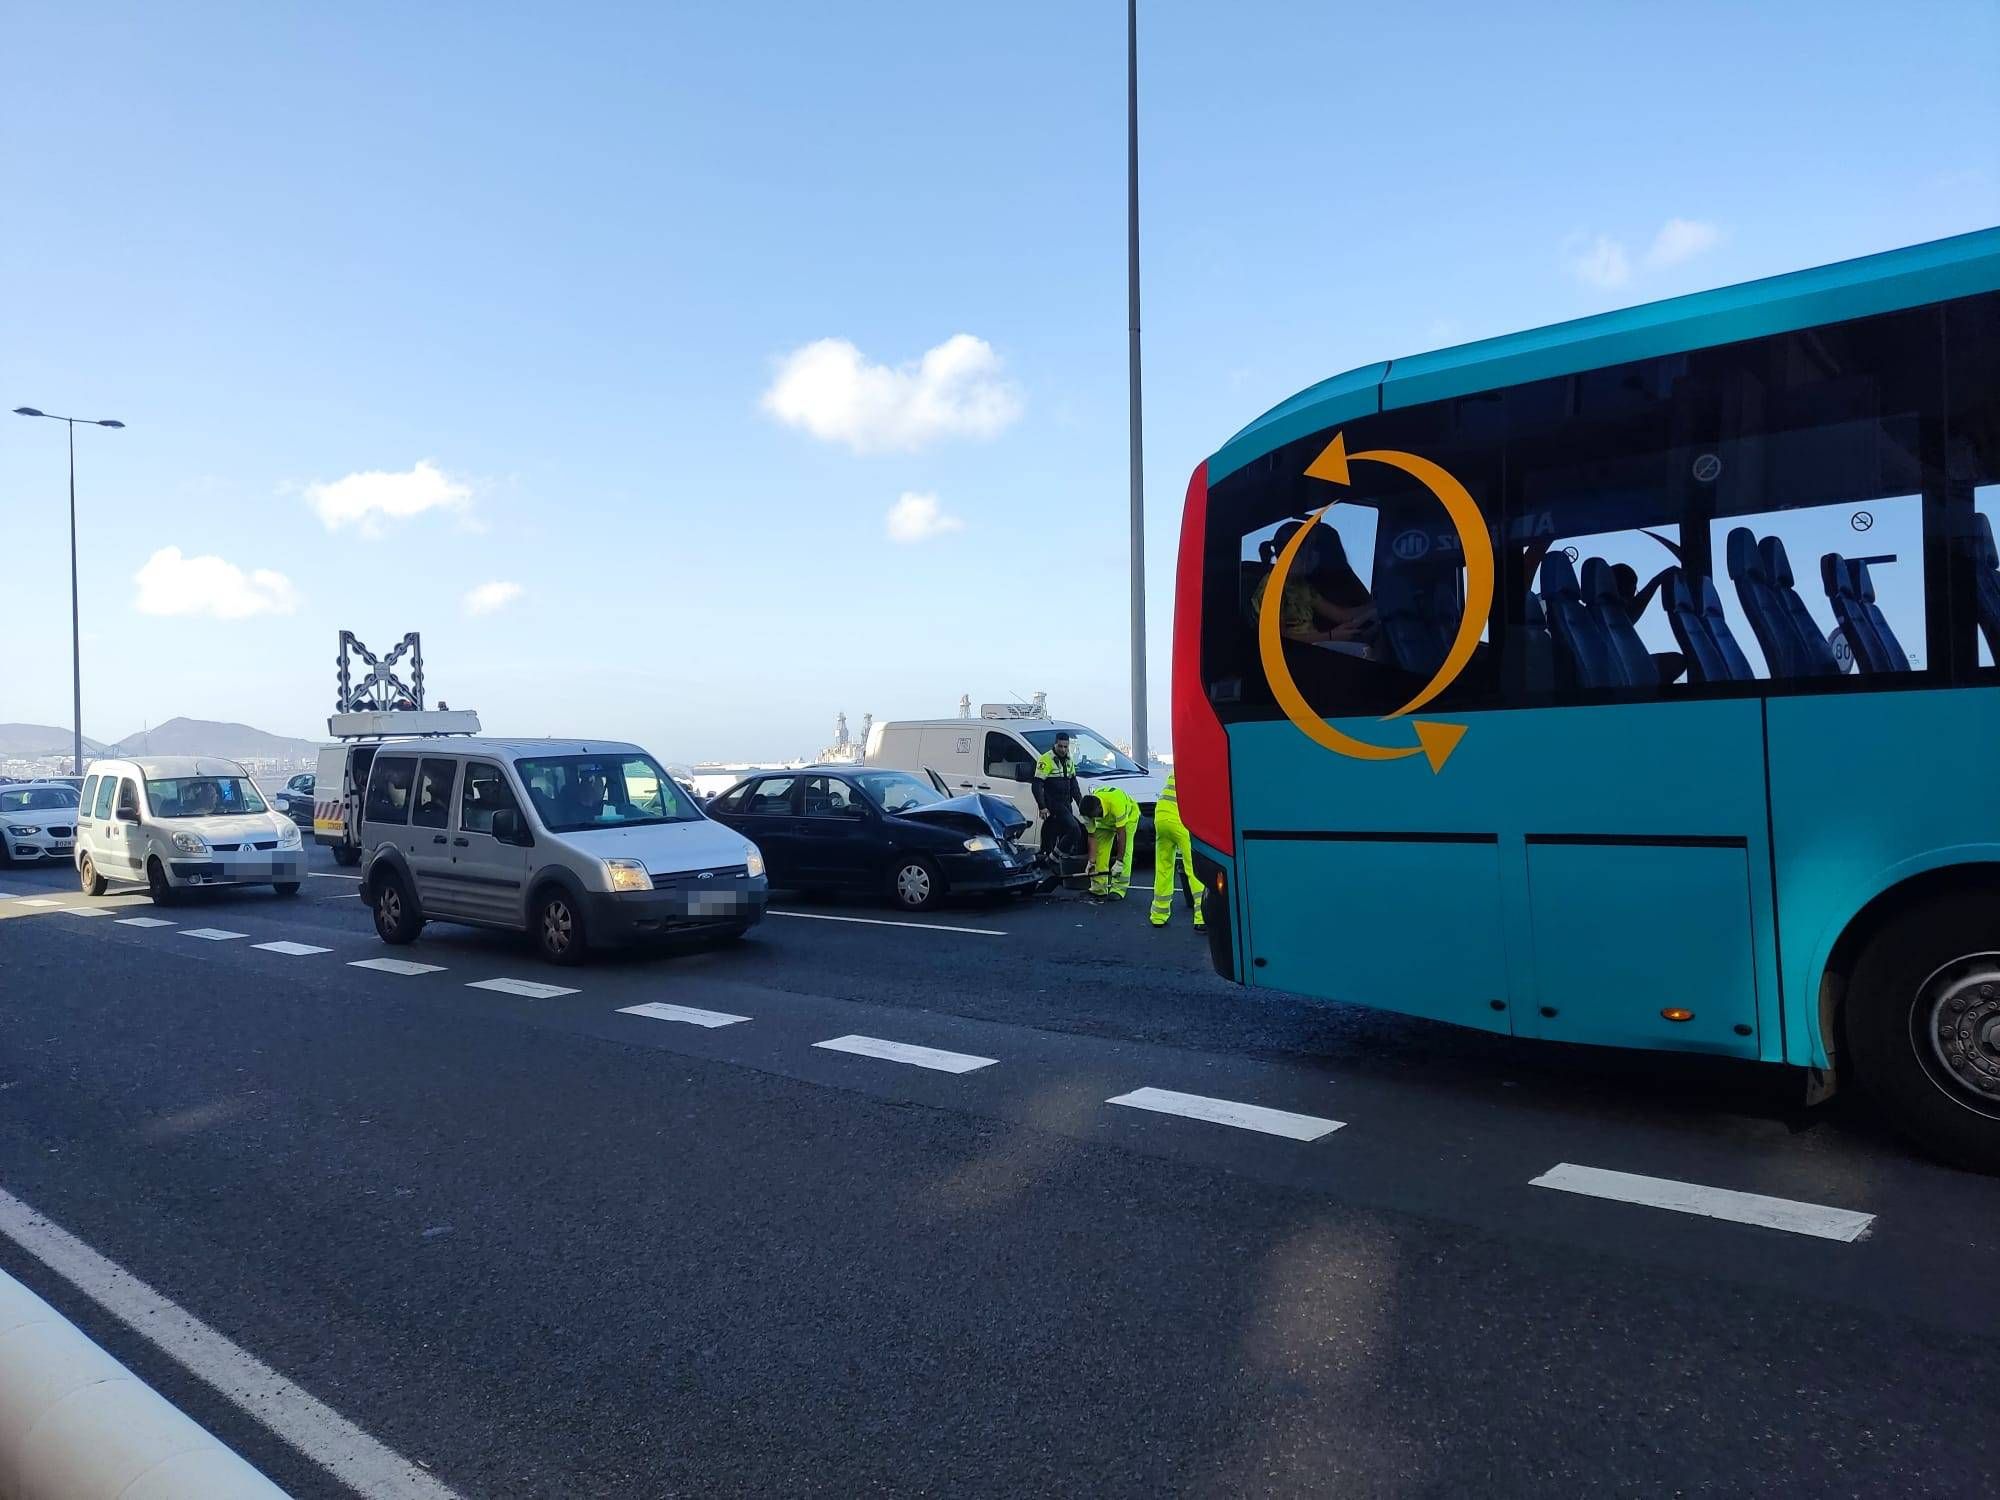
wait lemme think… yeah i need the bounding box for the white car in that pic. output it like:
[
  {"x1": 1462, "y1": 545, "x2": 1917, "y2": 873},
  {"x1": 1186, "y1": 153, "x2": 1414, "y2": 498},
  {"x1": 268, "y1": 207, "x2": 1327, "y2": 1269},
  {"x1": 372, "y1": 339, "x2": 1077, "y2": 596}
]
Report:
[
  {"x1": 75, "y1": 756, "x2": 306, "y2": 901},
  {"x1": 0, "y1": 781, "x2": 81, "y2": 865}
]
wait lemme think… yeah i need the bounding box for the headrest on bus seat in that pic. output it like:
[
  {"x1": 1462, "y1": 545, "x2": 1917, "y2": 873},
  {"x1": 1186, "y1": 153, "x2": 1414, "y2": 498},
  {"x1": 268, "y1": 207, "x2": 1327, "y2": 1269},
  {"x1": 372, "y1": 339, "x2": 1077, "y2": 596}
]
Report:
[
  {"x1": 1758, "y1": 535, "x2": 1797, "y2": 589},
  {"x1": 1538, "y1": 551, "x2": 1582, "y2": 599},
  {"x1": 1976, "y1": 513, "x2": 1998, "y2": 569},
  {"x1": 1725, "y1": 527, "x2": 1761, "y2": 581},
  {"x1": 1819, "y1": 553, "x2": 1853, "y2": 602},
  {"x1": 1852, "y1": 560, "x2": 1878, "y2": 604},
  {"x1": 1664, "y1": 567, "x2": 1698, "y2": 614},
  {"x1": 1580, "y1": 556, "x2": 1618, "y2": 603}
]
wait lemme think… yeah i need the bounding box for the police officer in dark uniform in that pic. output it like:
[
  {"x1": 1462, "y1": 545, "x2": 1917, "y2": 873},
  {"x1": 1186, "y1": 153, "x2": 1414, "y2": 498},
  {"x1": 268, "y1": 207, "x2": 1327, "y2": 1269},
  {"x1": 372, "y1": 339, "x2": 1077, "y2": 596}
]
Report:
[{"x1": 1032, "y1": 731, "x2": 1084, "y2": 863}]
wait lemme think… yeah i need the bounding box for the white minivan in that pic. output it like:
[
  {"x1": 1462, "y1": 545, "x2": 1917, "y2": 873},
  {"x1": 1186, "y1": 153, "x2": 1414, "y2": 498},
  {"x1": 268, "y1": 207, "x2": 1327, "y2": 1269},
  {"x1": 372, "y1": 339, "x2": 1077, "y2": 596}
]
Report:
[
  {"x1": 355, "y1": 737, "x2": 767, "y2": 965},
  {"x1": 862, "y1": 714, "x2": 1164, "y2": 851},
  {"x1": 75, "y1": 757, "x2": 306, "y2": 901}
]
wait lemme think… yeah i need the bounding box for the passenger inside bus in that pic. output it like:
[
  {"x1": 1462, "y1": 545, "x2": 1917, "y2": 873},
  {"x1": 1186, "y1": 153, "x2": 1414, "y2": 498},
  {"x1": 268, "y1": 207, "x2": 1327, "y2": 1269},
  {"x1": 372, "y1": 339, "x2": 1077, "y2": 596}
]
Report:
[{"x1": 1246, "y1": 522, "x2": 1379, "y2": 650}]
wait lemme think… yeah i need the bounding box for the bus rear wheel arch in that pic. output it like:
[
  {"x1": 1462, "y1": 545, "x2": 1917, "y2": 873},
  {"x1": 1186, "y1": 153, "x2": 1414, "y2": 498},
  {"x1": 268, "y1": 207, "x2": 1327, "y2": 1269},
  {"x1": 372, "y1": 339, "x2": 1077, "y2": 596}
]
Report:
[{"x1": 1846, "y1": 881, "x2": 2000, "y2": 1175}]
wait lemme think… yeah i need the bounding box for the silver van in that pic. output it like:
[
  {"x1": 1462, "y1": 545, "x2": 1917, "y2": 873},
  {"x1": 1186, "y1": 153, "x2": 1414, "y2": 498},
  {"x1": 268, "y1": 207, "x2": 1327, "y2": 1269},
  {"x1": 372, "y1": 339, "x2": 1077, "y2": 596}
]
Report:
[{"x1": 355, "y1": 737, "x2": 767, "y2": 964}]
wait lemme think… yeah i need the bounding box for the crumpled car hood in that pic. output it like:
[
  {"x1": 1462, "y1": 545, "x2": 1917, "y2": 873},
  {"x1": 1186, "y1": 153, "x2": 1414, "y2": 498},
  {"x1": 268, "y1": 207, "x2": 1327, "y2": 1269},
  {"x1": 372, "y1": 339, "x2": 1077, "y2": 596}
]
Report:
[{"x1": 891, "y1": 792, "x2": 1030, "y2": 841}]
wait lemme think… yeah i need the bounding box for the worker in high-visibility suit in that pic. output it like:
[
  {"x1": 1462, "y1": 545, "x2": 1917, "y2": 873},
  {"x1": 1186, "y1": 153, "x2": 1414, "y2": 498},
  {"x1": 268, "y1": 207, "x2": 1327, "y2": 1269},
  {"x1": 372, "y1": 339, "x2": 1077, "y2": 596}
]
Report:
[
  {"x1": 1149, "y1": 771, "x2": 1204, "y2": 929},
  {"x1": 1079, "y1": 786, "x2": 1141, "y2": 898}
]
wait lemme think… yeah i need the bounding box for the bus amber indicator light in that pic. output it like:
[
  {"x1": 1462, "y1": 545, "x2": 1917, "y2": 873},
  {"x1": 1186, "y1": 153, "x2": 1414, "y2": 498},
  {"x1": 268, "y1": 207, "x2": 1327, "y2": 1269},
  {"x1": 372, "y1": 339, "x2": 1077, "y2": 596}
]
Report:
[
  {"x1": 1257, "y1": 431, "x2": 1491, "y2": 773},
  {"x1": 1661, "y1": 1008, "x2": 1695, "y2": 1023}
]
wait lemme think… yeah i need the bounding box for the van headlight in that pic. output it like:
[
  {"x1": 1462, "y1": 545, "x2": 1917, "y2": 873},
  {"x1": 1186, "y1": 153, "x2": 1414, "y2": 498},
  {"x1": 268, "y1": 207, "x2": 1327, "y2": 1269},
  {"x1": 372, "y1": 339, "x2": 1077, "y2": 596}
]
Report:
[
  {"x1": 743, "y1": 847, "x2": 765, "y2": 879},
  {"x1": 277, "y1": 822, "x2": 302, "y2": 848},
  {"x1": 962, "y1": 836, "x2": 998, "y2": 853},
  {"x1": 605, "y1": 858, "x2": 653, "y2": 892},
  {"x1": 172, "y1": 831, "x2": 210, "y2": 855}
]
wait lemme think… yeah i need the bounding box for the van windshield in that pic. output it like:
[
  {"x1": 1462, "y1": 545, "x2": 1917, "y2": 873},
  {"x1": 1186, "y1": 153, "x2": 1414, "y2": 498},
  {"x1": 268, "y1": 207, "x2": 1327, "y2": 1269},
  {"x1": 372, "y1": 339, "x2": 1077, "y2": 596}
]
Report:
[
  {"x1": 1020, "y1": 729, "x2": 1144, "y2": 777},
  {"x1": 146, "y1": 776, "x2": 269, "y2": 818},
  {"x1": 516, "y1": 753, "x2": 702, "y2": 832}
]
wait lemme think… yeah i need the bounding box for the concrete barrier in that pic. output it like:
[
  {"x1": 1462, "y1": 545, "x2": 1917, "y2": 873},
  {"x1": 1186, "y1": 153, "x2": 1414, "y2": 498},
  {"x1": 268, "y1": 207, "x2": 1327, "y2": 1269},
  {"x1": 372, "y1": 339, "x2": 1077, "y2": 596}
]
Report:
[{"x1": 0, "y1": 1267, "x2": 283, "y2": 1500}]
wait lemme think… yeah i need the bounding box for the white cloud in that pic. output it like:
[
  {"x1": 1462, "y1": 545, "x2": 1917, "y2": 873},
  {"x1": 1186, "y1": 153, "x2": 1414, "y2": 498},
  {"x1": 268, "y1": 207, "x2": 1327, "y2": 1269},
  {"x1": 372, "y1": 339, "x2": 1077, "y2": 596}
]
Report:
[
  {"x1": 463, "y1": 579, "x2": 523, "y2": 616},
  {"x1": 761, "y1": 334, "x2": 1023, "y2": 454},
  {"x1": 304, "y1": 460, "x2": 472, "y2": 536},
  {"x1": 1564, "y1": 233, "x2": 1631, "y2": 289},
  {"x1": 1645, "y1": 217, "x2": 1723, "y2": 268},
  {"x1": 884, "y1": 491, "x2": 963, "y2": 543},
  {"x1": 132, "y1": 547, "x2": 299, "y2": 620}
]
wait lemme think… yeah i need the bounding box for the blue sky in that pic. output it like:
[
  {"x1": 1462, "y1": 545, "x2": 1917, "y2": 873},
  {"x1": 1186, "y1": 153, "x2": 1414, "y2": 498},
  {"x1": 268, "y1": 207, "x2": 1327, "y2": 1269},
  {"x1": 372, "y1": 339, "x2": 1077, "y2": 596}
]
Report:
[{"x1": 4, "y1": 1, "x2": 1995, "y2": 760}]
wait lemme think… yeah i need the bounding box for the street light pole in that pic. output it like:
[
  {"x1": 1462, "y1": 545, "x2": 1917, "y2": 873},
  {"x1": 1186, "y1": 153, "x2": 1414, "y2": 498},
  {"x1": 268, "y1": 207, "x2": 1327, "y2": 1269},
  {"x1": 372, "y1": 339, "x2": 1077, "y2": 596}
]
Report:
[
  {"x1": 1125, "y1": 0, "x2": 1149, "y2": 767},
  {"x1": 13, "y1": 407, "x2": 125, "y2": 774}
]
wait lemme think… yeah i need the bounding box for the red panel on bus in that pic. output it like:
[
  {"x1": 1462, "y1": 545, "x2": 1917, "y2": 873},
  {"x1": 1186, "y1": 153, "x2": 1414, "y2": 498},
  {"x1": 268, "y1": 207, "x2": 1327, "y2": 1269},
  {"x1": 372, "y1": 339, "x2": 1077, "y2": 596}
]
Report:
[{"x1": 1171, "y1": 460, "x2": 1232, "y2": 854}]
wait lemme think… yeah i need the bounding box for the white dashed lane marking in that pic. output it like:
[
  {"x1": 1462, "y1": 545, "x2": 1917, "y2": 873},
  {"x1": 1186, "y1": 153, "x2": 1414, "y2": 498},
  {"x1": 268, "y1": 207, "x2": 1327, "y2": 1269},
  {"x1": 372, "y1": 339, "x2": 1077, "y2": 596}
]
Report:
[
  {"x1": 618, "y1": 1001, "x2": 751, "y2": 1029},
  {"x1": 255, "y1": 940, "x2": 333, "y2": 956},
  {"x1": 1107, "y1": 1087, "x2": 1345, "y2": 1142},
  {"x1": 1529, "y1": 1163, "x2": 1875, "y2": 1242},
  {"x1": 813, "y1": 1035, "x2": 998, "y2": 1074},
  {"x1": 180, "y1": 927, "x2": 248, "y2": 942},
  {"x1": 769, "y1": 910, "x2": 1006, "y2": 937},
  {"x1": 16, "y1": 898, "x2": 61, "y2": 907},
  {"x1": 116, "y1": 916, "x2": 176, "y2": 928},
  {"x1": 348, "y1": 957, "x2": 445, "y2": 976},
  {"x1": 468, "y1": 977, "x2": 577, "y2": 999},
  {"x1": 57, "y1": 905, "x2": 111, "y2": 916}
]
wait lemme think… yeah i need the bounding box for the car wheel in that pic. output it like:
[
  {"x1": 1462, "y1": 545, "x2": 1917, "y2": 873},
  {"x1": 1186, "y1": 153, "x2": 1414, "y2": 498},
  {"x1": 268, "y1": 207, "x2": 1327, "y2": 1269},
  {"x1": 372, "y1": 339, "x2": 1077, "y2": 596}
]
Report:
[
  {"x1": 1849, "y1": 886, "x2": 2000, "y2": 1174},
  {"x1": 534, "y1": 888, "x2": 587, "y2": 966},
  {"x1": 332, "y1": 844, "x2": 361, "y2": 868},
  {"x1": 146, "y1": 856, "x2": 178, "y2": 906},
  {"x1": 79, "y1": 855, "x2": 107, "y2": 897},
  {"x1": 372, "y1": 871, "x2": 423, "y2": 945},
  {"x1": 888, "y1": 855, "x2": 942, "y2": 912},
  {"x1": 274, "y1": 881, "x2": 302, "y2": 897}
]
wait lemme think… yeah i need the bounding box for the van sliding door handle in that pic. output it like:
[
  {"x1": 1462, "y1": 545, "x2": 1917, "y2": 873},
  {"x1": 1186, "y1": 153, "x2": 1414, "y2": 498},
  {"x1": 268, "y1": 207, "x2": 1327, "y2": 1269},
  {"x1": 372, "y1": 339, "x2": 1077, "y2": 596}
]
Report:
[
  {"x1": 432, "y1": 835, "x2": 448, "y2": 844},
  {"x1": 452, "y1": 837, "x2": 469, "y2": 847}
]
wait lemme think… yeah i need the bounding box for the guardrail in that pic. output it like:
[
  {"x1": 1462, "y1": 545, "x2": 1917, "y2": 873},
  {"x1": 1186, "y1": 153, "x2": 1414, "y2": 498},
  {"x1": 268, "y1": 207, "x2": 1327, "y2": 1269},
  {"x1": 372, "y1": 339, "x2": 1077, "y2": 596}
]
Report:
[{"x1": 0, "y1": 1267, "x2": 282, "y2": 1499}]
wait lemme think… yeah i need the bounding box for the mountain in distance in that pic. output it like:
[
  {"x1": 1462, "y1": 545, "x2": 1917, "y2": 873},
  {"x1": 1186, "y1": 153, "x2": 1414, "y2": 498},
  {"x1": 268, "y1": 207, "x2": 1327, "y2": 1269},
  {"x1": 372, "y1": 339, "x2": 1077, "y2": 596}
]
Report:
[
  {"x1": 0, "y1": 723, "x2": 109, "y2": 757},
  {"x1": 107, "y1": 718, "x2": 320, "y2": 762}
]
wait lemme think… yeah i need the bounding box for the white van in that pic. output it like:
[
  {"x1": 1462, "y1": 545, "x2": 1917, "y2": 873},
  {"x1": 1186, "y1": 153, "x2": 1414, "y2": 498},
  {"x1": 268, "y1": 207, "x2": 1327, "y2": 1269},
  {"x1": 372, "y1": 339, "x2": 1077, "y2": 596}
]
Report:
[
  {"x1": 862, "y1": 714, "x2": 1164, "y2": 851},
  {"x1": 355, "y1": 736, "x2": 767, "y2": 965},
  {"x1": 75, "y1": 757, "x2": 306, "y2": 900}
]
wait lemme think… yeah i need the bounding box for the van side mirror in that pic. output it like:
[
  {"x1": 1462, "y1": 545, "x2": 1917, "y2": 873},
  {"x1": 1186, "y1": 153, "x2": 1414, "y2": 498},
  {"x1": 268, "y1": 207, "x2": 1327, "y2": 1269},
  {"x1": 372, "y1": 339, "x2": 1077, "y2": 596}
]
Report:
[{"x1": 491, "y1": 808, "x2": 528, "y2": 845}]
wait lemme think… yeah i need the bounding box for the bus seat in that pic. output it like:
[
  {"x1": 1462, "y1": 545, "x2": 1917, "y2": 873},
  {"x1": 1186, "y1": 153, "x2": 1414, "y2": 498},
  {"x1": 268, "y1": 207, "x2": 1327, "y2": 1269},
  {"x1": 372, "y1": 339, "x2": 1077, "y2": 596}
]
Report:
[
  {"x1": 1759, "y1": 535, "x2": 1840, "y2": 676},
  {"x1": 1379, "y1": 568, "x2": 1455, "y2": 676},
  {"x1": 1820, "y1": 554, "x2": 1878, "y2": 671},
  {"x1": 1517, "y1": 588, "x2": 1555, "y2": 692},
  {"x1": 1725, "y1": 526, "x2": 1798, "y2": 676},
  {"x1": 1700, "y1": 575, "x2": 1754, "y2": 680},
  {"x1": 1975, "y1": 513, "x2": 2000, "y2": 659},
  {"x1": 1584, "y1": 556, "x2": 1657, "y2": 686},
  {"x1": 1539, "y1": 553, "x2": 1618, "y2": 689},
  {"x1": 1852, "y1": 559, "x2": 1910, "y2": 671},
  {"x1": 1665, "y1": 568, "x2": 1725, "y2": 682}
]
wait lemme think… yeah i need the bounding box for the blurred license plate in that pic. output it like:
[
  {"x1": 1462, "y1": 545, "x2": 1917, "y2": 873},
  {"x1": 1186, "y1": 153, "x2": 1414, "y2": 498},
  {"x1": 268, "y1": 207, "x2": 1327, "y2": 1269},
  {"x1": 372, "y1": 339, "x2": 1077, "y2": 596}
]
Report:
[{"x1": 689, "y1": 890, "x2": 735, "y2": 915}]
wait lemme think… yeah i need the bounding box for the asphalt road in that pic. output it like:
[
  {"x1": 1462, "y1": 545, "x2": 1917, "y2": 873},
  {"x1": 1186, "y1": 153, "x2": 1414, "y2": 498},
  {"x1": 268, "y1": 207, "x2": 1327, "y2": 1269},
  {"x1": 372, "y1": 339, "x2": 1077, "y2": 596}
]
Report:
[{"x1": 2, "y1": 846, "x2": 1996, "y2": 1497}]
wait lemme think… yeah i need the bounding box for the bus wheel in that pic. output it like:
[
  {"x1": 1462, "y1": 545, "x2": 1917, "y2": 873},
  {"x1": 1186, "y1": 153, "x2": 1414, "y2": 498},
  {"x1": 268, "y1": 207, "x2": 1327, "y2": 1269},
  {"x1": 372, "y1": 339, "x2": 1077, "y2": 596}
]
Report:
[{"x1": 1849, "y1": 888, "x2": 2000, "y2": 1175}]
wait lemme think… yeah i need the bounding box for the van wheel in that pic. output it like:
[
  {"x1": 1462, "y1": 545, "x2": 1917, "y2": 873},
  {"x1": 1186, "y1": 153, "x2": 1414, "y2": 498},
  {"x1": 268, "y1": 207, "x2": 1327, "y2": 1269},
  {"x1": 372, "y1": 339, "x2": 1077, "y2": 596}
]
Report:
[
  {"x1": 332, "y1": 844, "x2": 361, "y2": 868},
  {"x1": 1849, "y1": 888, "x2": 2000, "y2": 1174},
  {"x1": 534, "y1": 889, "x2": 587, "y2": 966},
  {"x1": 146, "y1": 857, "x2": 178, "y2": 906},
  {"x1": 79, "y1": 855, "x2": 107, "y2": 897},
  {"x1": 888, "y1": 855, "x2": 941, "y2": 912},
  {"x1": 372, "y1": 872, "x2": 423, "y2": 945}
]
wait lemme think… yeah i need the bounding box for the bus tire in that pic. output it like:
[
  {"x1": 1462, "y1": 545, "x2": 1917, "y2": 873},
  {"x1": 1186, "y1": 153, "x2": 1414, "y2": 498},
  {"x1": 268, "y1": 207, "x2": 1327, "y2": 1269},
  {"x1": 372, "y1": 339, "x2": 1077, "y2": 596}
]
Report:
[{"x1": 1848, "y1": 887, "x2": 2000, "y2": 1175}]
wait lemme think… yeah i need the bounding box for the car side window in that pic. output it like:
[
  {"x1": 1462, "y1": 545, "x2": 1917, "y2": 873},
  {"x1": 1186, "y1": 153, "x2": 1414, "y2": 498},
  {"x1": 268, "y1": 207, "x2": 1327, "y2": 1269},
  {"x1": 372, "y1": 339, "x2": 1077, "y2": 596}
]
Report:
[
  {"x1": 801, "y1": 775, "x2": 862, "y2": 817},
  {"x1": 710, "y1": 785, "x2": 749, "y2": 815},
  {"x1": 412, "y1": 758, "x2": 458, "y2": 830},
  {"x1": 744, "y1": 777, "x2": 796, "y2": 815},
  {"x1": 93, "y1": 777, "x2": 116, "y2": 820},
  {"x1": 365, "y1": 756, "x2": 416, "y2": 825},
  {"x1": 116, "y1": 779, "x2": 140, "y2": 820},
  {"x1": 459, "y1": 762, "x2": 520, "y2": 835},
  {"x1": 984, "y1": 732, "x2": 1034, "y2": 781}
]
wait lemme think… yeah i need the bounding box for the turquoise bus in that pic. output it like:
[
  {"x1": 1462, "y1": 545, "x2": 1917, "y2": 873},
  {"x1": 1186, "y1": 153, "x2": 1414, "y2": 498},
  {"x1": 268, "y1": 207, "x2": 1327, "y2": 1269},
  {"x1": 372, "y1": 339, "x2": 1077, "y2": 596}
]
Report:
[{"x1": 1172, "y1": 227, "x2": 2000, "y2": 1171}]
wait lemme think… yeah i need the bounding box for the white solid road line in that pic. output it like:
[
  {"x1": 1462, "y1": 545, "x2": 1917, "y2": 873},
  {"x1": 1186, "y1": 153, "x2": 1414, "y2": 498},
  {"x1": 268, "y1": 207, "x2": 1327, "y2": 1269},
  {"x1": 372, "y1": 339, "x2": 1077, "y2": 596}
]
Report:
[
  {"x1": 254, "y1": 940, "x2": 333, "y2": 956},
  {"x1": 769, "y1": 909, "x2": 1005, "y2": 937},
  {"x1": 1107, "y1": 1086, "x2": 1346, "y2": 1142},
  {"x1": 181, "y1": 927, "x2": 248, "y2": 941},
  {"x1": 0, "y1": 1186, "x2": 461, "y2": 1500},
  {"x1": 307, "y1": 872, "x2": 362, "y2": 881},
  {"x1": 116, "y1": 916, "x2": 176, "y2": 928},
  {"x1": 1529, "y1": 1162, "x2": 1875, "y2": 1243},
  {"x1": 16, "y1": 897, "x2": 61, "y2": 907},
  {"x1": 814, "y1": 1034, "x2": 998, "y2": 1074},
  {"x1": 618, "y1": 1001, "x2": 752, "y2": 1029},
  {"x1": 468, "y1": 977, "x2": 577, "y2": 999},
  {"x1": 348, "y1": 957, "x2": 445, "y2": 976}
]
